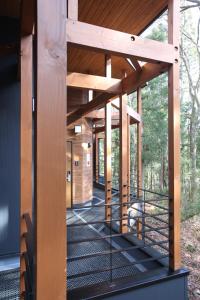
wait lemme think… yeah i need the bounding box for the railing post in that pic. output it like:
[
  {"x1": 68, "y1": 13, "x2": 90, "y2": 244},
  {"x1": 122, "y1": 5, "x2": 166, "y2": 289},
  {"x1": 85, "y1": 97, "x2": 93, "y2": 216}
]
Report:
[
  {"x1": 120, "y1": 94, "x2": 128, "y2": 233},
  {"x1": 105, "y1": 55, "x2": 112, "y2": 221}
]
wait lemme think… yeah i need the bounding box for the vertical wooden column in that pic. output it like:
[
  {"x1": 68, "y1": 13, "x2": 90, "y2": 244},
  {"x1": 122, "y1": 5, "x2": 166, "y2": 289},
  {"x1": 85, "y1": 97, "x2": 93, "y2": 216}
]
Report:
[
  {"x1": 67, "y1": 0, "x2": 78, "y2": 20},
  {"x1": 168, "y1": 0, "x2": 181, "y2": 270},
  {"x1": 20, "y1": 34, "x2": 33, "y2": 298},
  {"x1": 127, "y1": 115, "x2": 130, "y2": 201},
  {"x1": 136, "y1": 87, "x2": 143, "y2": 239},
  {"x1": 36, "y1": 0, "x2": 67, "y2": 299},
  {"x1": 105, "y1": 55, "x2": 112, "y2": 220},
  {"x1": 120, "y1": 94, "x2": 128, "y2": 233},
  {"x1": 95, "y1": 134, "x2": 99, "y2": 183}
]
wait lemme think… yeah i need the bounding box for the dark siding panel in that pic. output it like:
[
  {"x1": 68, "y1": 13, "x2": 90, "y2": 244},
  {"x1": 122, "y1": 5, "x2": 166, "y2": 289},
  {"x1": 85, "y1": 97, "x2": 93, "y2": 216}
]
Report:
[{"x1": 0, "y1": 55, "x2": 20, "y2": 256}]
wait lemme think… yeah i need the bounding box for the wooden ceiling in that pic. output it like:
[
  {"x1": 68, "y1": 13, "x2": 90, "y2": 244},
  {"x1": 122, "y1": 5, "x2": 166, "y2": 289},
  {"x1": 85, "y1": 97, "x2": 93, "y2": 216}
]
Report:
[
  {"x1": 1, "y1": 0, "x2": 168, "y2": 78},
  {"x1": 68, "y1": 0, "x2": 168, "y2": 78}
]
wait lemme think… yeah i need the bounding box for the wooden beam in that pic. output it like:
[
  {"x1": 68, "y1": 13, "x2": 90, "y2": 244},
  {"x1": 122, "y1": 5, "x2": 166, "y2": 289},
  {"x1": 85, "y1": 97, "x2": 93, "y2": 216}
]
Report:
[
  {"x1": 168, "y1": 0, "x2": 181, "y2": 271},
  {"x1": 120, "y1": 94, "x2": 128, "y2": 233},
  {"x1": 67, "y1": 0, "x2": 78, "y2": 20},
  {"x1": 67, "y1": 72, "x2": 122, "y2": 94},
  {"x1": 66, "y1": 19, "x2": 176, "y2": 64},
  {"x1": 86, "y1": 109, "x2": 119, "y2": 119},
  {"x1": 20, "y1": 0, "x2": 35, "y2": 36},
  {"x1": 93, "y1": 124, "x2": 119, "y2": 134},
  {"x1": 112, "y1": 98, "x2": 141, "y2": 123},
  {"x1": 105, "y1": 55, "x2": 112, "y2": 221},
  {"x1": 36, "y1": 0, "x2": 66, "y2": 299},
  {"x1": 126, "y1": 57, "x2": 142, "y2": 72},
  {"x1": 67, "y1": 93, "x2": 115, "y2": 126},
  {"x1": 122, "y1": 62, "x2": 169, "y2": 94},
  {"x1": 20, "y1": 35, "x2": 33, "y2": 298},
  {"x1": 86, "y1": 110, "x2": 105, "y2": 119}
]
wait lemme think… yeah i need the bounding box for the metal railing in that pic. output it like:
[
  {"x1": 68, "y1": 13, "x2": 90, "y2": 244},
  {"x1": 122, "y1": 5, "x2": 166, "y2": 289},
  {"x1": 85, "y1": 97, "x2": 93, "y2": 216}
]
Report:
[{"x1": 67, "y1": 185, "x2": 170, "y2": 290}]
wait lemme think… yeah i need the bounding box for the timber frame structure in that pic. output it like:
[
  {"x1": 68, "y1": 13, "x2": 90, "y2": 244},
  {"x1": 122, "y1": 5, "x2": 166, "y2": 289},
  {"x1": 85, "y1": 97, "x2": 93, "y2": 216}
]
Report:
[{"x1": 0, "y1": 0, "x2": 189, "y2": 299}]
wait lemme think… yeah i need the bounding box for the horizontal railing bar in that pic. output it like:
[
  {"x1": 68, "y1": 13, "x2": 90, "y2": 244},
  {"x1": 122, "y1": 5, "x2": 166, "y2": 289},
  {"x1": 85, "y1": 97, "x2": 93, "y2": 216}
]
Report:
[
  {"x1": 144, "y1": 235, "x2": 169, "y2": 252},
  {"x1": 67, "y1": 225, "x2": 169, "y2": 245},
  {"x1": 67, "y1": 254, "x2": 169, "y2": 280},
  {"x1": 143, "y1": 223, "x2": 169, "y2": 238},
  {"x1": 67, "y1": 240, "x2": 168, "y2": 262},
  {"x1": 129, "y1": 185, "x2": 168, "y2": 198},
  {"x1": 128, "y1": 206, "x2": 169, "y2": 218},
  {"x1": 69, "y1": 198, "x2": 169, "y2": 212},
  {"x1": 67, "y1": 212, "x2": 169, "y2": 227}
]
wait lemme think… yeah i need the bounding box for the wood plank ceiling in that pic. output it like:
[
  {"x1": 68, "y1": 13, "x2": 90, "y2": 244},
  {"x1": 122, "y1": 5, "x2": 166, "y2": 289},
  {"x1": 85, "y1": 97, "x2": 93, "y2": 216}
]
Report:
[{"x1": 68, "y1": 0, "x2": 168, "y2": 78}]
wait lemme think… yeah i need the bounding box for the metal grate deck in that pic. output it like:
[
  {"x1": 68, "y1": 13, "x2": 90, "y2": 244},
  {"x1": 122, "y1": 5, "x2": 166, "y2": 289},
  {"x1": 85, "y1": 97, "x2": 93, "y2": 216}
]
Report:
[{"x1": 0, "y1": 269, "x2": 19, "y2": 300}]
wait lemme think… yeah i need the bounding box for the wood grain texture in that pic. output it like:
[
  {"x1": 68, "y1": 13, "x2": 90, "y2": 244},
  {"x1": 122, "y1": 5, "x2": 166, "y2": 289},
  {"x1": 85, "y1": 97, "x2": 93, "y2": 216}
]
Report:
[
  {"x1": 67, "y1": 93, "x2": 115, "y2": 126},
  {"x1": 67, "y1": 119, "x2": 93, "y2": 204},
  {"x1": 168, "y1": 0, "x2": 181, "y2": 271},
  {"x1": 67, "y1": 72, "x2": 122, "y2": 94},
  {"x1": 68, "y1": 0, "x2": 78, "y2": 20},
  {"x1": 120, "y1": 94, "x2": 128, "y2": 233},
  {"x1": 36, "y1": 0, "x2": 66, "y2": 299},
  {"x1": 67, "y1": 0, "x2": 167, "y2": 78},
  {"x1": 20, "y1": 34, "x2": 33, "y2": 298},
  {"x1": 67, "y1": 20, "x2": 175, "y2": 64},
  {"x1": 122, "y1": 62, "x2": 169, "y2": 94},
  {"x1": 137, "y1": 87, "x2": 143, "y2": 239}
]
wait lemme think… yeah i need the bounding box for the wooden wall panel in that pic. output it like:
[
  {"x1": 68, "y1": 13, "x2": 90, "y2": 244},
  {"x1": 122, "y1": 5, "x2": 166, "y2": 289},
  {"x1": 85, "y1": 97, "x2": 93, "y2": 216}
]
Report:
[
  {"x1": 67, "y1": 119, "x2": 93, "y2": 204},
  {"x1": 36, "y1": 0, "x2": 66, "y2": 299}
]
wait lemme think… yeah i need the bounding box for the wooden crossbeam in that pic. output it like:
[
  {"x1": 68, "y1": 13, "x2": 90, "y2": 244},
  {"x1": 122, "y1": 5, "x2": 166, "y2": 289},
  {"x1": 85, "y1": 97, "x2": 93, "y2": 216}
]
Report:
[
  {"x1": 126, "y1": 58, "x2": 142, "y2": 72},
  {"x1": 93, "y1": 124, "x2": 119, "y2": 134},
  {"x1": 112, "y1": 98, "x2": 141, "y2": 123},
  {"x1": 66, "y1": 19, "x2": 177, "y2": 64},
  {"x1": 67, "y1": 72, "x2": 122, "y2": 94},
  {"x1": 86, "y1": 109, "x2": 119, "y2": 119},
  {"x1": 122, "y1": 62, "x2": 169, "y2": 94},
  {"x1": 67, "y1": 93, "x2": 115, "y2": 126}
]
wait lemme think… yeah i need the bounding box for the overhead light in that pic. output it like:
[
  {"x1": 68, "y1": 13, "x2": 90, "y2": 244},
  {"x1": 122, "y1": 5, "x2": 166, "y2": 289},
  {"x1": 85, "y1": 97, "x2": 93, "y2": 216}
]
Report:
[{"x1": 74, "y1": 125, "x2": 82, "y2": 133}]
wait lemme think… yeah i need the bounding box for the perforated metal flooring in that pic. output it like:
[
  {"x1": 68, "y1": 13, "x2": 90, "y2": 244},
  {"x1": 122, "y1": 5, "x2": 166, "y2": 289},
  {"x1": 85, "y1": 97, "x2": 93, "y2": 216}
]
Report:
[
  {"x1": 67, "y1": 190, "x2": 141, "y2": 291},
  {"x1": 0, "y1": 269, "x2": 19, "y2": 300}
]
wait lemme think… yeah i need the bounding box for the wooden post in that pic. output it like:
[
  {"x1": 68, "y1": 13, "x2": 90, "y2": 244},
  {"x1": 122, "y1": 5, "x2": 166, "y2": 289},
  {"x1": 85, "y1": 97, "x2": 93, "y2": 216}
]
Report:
[
  {"x1": 36, "y1": 0, "x2": 67, "y2": 299},
  {"x1": 120, "y1": 94, "x2": 128, "y2": 233},
  {"x1": 20, "y1": 34, "x2": 33, "y2": 298},
  {"x1": 168, "y1": 0, "x2": 181, "y2": 270},
  {"x1": 127, "y1": 115, "x2": 130, "y2": 201},
  {"x1": 68, "y1": 0, "x2": 78, "y2": 20},
  {"x1": 95, "y1": 134, "x2": 99, "y2": 183},
  {"x1": 137, "y1": 87, "x2": 143, "y2": 239},
  {"x1": 105, "y1": 55, "x2": 112, "y2": 221}
]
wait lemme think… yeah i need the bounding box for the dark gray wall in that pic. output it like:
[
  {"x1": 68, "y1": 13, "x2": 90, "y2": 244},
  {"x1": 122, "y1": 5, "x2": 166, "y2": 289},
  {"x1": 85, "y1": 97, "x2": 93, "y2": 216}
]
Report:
[{"x1": 0, "y1": 54, "x2": 20, "y2": 256}]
